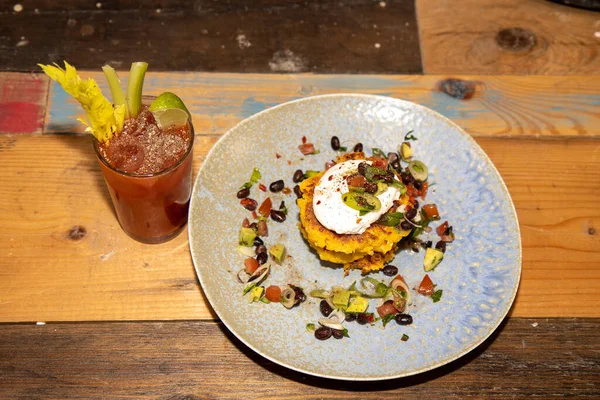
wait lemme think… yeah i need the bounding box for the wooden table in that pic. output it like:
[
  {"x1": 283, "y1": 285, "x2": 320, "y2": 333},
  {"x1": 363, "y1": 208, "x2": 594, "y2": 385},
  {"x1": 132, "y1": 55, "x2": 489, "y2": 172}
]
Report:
[{"x1": 1, "y1": 0, "x2": 599, "y2": 398}]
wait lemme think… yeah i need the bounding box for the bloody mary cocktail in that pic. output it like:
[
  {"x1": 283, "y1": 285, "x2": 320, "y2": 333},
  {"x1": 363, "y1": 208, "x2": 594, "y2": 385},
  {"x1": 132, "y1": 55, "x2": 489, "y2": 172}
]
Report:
[
  {"x1": 39, "y1": 61, "x2": 195, "y2": 244},
  {"x1": 94, "y1": 99, "x2": 194, "y2": 244}
]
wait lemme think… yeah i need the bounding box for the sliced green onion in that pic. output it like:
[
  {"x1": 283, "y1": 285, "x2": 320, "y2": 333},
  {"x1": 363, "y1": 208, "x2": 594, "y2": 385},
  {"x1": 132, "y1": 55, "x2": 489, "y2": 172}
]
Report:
[
  {"x1": 408, "y1": 160, "x2": 428, "y2": 181},
  {"x1": 240, "y1": 168, "x2": 261, "y2": 190},
  {"x1": 342, "y1": 191, "x2": 381, "y2": 213}
]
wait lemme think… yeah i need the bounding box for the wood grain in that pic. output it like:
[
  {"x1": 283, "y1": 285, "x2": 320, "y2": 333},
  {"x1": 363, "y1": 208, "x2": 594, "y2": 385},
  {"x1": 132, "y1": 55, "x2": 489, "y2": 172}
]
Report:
[
  {"x1": 417, "y1": 0, "x2": 600, "y2": 75},
  {"x1": 44, "y1": 73, "x2": 600, "y2": 138},
  {"x1": 0, "y1": 0, "x2": 420, "y2": 74},
  {"x1": 0, "y1": 134, "x2": 598, "y2": 322},
  {"x1": 0, "y1": 318, "x2": 598, "y2": 398}
]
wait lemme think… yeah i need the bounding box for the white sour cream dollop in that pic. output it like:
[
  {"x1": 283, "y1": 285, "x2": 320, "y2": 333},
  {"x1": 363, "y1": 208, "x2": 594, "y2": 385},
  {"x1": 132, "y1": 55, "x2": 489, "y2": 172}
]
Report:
[{"x1": 313, "y1": 160, "x2": 401, "y2": 235}]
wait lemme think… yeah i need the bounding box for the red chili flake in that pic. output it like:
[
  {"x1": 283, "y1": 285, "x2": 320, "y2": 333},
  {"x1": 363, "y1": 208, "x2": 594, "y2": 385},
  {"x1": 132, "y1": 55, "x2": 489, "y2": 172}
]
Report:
[
  {"x1": 325, "y1": 161, "x2": 335, "y2": 169},
  {"x1": 259, "y1": 183, "x2": 267, "y2": 192},
  {"x1": 302, "y1": 136, "x2": 307, "y2": 144},
  {"x1": 275, "y1": 153, "x2": 281, "y2": 159},
  {"x1": 316, "y1": 200, "x2": 321, "y2": 205},
  {"x1": 287, "y1": 160, "x2": 292, "y2": 165}
]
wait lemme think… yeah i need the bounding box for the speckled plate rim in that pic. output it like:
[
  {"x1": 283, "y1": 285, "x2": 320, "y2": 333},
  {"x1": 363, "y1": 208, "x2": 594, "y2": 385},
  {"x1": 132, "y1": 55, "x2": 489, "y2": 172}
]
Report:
[{"x1": 189, "y1": 93, "x2": 522, "y2": 381}]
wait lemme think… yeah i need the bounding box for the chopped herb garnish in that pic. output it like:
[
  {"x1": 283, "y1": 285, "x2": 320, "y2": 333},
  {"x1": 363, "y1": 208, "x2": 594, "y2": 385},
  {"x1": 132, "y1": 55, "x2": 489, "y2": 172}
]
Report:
[
  {"x1": 304, "y1": 170, "x2": 320, "y2": 179},
  {"x1": 339, "y1": 146, "x2": 348, "y2": 152},
  {"x1": 372, "y1": 148, "x2": 386, "y2": 158},
  {"x1": 260, "y1": 297, "x2": 271, "y2": 304},
  {"x1": 243, "y1": 283, "x2": 256, "y2": 295},
  {"x1": 306, "y1": 323, "x2": 316, "y2": 332},
  {"x1": 342, "y1": 328, "x2": 350, "y2": 338},
  {"x1": 382, "y1": 313, "x2": 396, "y2": 327},
  {"x1": 431, "y1": 289, "x2": 443, "y2": 303},
  {"x1": 376, "y1": 212, "x2": 404, "y2": 226},
  {"x1": 401, "y1": 334, "x2": 409, "y2": 341},
  {"x1": 239, "y1": 168, "x2": 261, "y2": 190},
  {"x1": 404, "y1": 130, "x2": 418, "y2": 141}
]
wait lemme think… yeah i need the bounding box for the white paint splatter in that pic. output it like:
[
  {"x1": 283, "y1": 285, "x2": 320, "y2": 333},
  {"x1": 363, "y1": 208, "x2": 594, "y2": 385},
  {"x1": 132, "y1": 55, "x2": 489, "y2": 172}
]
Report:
[
  {"x1": 13, "y1": 3, "x2": 23, "y2": 12},
  {"x1": 531, "y1": 322, "x2": 539, "y2": 327},
  {"x1": 36, "y1": 322, "x2": 45, "y2": 326},
  {"x1": 269, "y1": 49, "x2": 306, "y2": 72},
  {"x1": 16, "y1": 38, "x2": 28, "y2": 47},
  {"x1": 96, "y1": 2, "x2": 102, "y2": 9},
  {"x1": 156, "y1": 8, "x2": 161, "y2": 13},
  {"x1": 379, "y1": 1, "x2": 387, "y2": 7},
  {"x1": 594, "y1": 32, "x2": 600, "y2": 38},
  {"x1": 100, "y1": 250, "x2": 116, "y2": 261},
  {"x1": 236, "y1": 34, "x2": 252, "y2": 49},
  {"x1": 374, "y1": 43, "x2": 381, "y2": 49}
]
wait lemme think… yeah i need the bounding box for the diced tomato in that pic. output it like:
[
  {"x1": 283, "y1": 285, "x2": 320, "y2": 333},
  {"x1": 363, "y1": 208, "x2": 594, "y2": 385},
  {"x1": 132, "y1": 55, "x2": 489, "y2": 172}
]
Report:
[
  {"x1": 347, "y1": 175, "x2": 366, "y2": 188},
  {"x1": 436, "y1": 221, "x2": 449, "y2": 237},
  {"x1": 420, "y1": 181, "x2": 429, "y2": 199},
  {"x1": 257, "y1": 220, "x2": 268, "y2": 237},
  {"x1": 251, "y1": 211, "x2": 258, "y2": 220},
  {"x1": 325, "y1": 161, "x2": 335, "y2": 170},
  {"x1": 265, "y1": 285, "x2": 282, "y2": 302},
  {"x1": 242, "y1": 218, "x2": 250, "y2": 228},
  {"x1": 258, "y1": 197, "x2": 272, "y2": 216},
  {"x1": 418, "y1": 274, "x2": 435, "y2": 296},
  {"x1": 421, "y1": 204, "x2": 440, "y2": 220},
  {"x1": 376, "y1": 302, "x2": 398, "y2": 318},
  {"x1": 244, "y1": 257, "x2": 259, "y2": 274},
  {"x1": 259, "y1": 183, "x2": 267, "y2": 192},
  {"x1": 390, "y1": 274, "x2": 408, "y2": 291},
  {"x1": 302, "y1": 136, "x2": 307, "y2": 144},
  {"x1": 406, "y1": 185, "x2": 419, "y2": 198},
  {"x1": 371, "y1": 157, "x2": 388, "y2": 170},
  {"x1": 298, "y1": 143, "x2": 316, "y2": 155}
]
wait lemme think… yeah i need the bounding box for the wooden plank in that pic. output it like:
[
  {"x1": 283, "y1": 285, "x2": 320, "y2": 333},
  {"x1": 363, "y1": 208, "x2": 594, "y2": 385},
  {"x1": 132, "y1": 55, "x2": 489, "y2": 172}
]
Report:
[
  {"x1": 417, "y1": 0, "x2": 600, "y2": 75},
  {"x1": 0, "y1": 72, "x2": 48, "y2": 134},
  {"x1": 0, "y1": 134, "x2": 598, "y2": 322},
  {"x1": 0, "y1": 318, "x2": 598, "y2": 398},
  {"x1": 43, "y1": 73, "x2": 600, "y2": 138},
  {"x1": 0, "y1": 0, "x2": 421, "y2": 74}
]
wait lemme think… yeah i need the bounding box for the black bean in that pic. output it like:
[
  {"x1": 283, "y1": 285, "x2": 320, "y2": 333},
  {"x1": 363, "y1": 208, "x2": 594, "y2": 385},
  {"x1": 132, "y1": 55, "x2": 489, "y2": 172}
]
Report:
[
  {"x1": 364, "y1": 181, "x2": 378, "y2": 194},
  {"x1": 412, "y1": 200, "x2": 419, "y2": 209},
  {"x1": 236, "y1": 188, "x2": 250, "y2": 199},
  {"x1": 241, "y1": 198, "x2": 258, "y2": 211},
  {"x1": 293, "y1": 287, "x2": 306, "y2": 305},
  {"x1": 382, "y1": 265, "x2": 398, "y2": 276},
  {"x1": 255, "y1": 245, "x2": 267, "y2": 255},
  {"x1": 401, "y1": 173, "x2": 414, "y2": 185},
  {"x1": 279, "y1": 200, "x2": 286, "y2": 210},
  {"x1": 332, "y1": 329, "x2": 344, "y2": 339},
  {"x1": 357, "y1": 162, "x2": 368, "y2": 176},
  {"x1": 256, "y1": 252, "x2": 268, "y2": 265},
  {"x1": 270, "y1": 210, "x2": 286, "y2": 223},
  {"x1": 294, "y1": 185, "x2": 302, "y2": 198},
  {"x1": 406, "y1": 208, "x2": 417, "y2": 220},
  {"x1": 400, "y1": 220, "x2": 413, "y2": 230},
  {"x1": 357, "y1": 313, "x2": 370, "y2": 325},
  {"x1": 269, "y1": 180, "x2": 285, "y2": 193},
  {"x1": 293, "y1": 169, "x2": 304, "y2": 183},
  {"x1": 345, "y1": 313, "x2": 357, "y2": 322},
  {"x1": 424, "y1": 240, "x2": 433, "y2": 248},
  {"x1": 353, "y1": 143, "x2": 363, "y2": 152},
  {"x1": 384, "y1": 172, "x2": 395, "y2": 184},
  {"x1": 249, "y1": 222, "x2": 258, "y2": 230},
  {"x1": 315, "y1": 327, "x2": 332, "y2": 340},
  {"x1": 253, "y1": 237, "x2": 264, "y2": 247},
  {"x1": 331, "y1": 136, "x2": 341, "y2": 151},
  {"x1": 435, "y1": 241, "x2": 447, "y2": 253},
  {"x1": 391, "y1": 160, "x2": 401, "y2": 170},
  {"x1": 320, "y1": 300, "x2": 333, "y2": 317},
  {"x1": 388, "y1": 152, "x2": 399, "y2": 164},
  {"x1": 414, "y1": 180, "x2": 423, "y2": 190},
  {"x1": 395, "y1": 313, "x2": 413, "y2": 325}
]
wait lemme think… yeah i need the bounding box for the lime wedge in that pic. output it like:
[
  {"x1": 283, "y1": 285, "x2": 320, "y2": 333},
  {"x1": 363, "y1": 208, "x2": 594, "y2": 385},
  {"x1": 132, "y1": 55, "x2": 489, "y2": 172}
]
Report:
[
  {"x1": 149, "y1": 92, "x2": 191, "y2": 117},
  {"x1": 152, "y1": 108, "x2": 189, "y2": 129}
]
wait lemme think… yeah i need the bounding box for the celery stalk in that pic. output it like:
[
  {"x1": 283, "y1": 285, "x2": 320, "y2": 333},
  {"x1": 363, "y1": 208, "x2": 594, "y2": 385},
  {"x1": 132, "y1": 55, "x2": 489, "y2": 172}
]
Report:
[
  {"x1": 101, "y1": 65, "x2": 129, "y2": 119},
  {"x1": 126, "y1": 62, "x2": 148, "y2": 117}
]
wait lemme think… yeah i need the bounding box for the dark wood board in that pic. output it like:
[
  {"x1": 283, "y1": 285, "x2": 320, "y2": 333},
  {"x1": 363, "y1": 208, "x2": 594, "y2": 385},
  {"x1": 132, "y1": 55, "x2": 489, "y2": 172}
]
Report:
[
  {"x1": 0, "y1": 0, "x2": 421, "y2": 74},
  {"x1": 1, "y1": 318, "x2": 598, "y2": 398}
]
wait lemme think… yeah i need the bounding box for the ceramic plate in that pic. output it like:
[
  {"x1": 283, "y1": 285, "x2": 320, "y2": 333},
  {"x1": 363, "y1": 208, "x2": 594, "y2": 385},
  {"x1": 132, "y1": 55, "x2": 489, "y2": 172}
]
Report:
[{"x1": 189, "y1": 94, "x2": 521, "y2": 380}]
